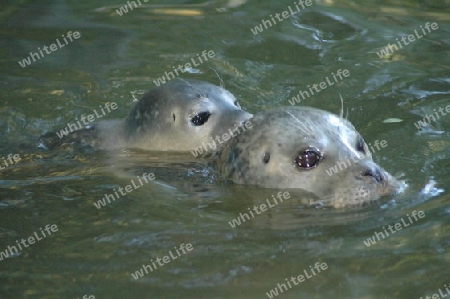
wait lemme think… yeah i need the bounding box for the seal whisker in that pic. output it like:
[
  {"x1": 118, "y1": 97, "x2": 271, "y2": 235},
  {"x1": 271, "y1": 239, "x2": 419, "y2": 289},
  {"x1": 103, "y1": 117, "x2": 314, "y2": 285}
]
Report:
[
  {"x1": 179, "y1": 78, "x2": 193, "y2": 88},
  {"x1": 282, "y1": 109, "x2": 314, "y2": 136},
  {"x1": 210, "y1": 68, "x2": 224, "y2": 89},
  {"x1": 338, "y1": 93, "x2": 345, "y2": 119}
]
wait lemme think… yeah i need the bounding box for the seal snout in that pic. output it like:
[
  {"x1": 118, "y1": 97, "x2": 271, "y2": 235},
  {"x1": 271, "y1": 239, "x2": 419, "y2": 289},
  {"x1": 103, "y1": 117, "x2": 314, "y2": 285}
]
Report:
[
  {"x1": 240, "y1": 118, "x2": 252, "y2": 126},
  {"x1": 225, "y1": 110, "x2": 253, "y2": 128},
  {"x1": 362, "y1": 166, "x2": 385, "y2": 183},
  {"x1": 361, "y1": 163, "x2": 403, "y2": 196}
]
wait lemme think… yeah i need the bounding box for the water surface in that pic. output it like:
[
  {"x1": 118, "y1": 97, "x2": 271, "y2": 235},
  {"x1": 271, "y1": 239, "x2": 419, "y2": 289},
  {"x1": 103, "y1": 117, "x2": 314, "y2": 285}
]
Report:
[{"x1": 0, "y1": 0, "x2": 449, "y2": 298}]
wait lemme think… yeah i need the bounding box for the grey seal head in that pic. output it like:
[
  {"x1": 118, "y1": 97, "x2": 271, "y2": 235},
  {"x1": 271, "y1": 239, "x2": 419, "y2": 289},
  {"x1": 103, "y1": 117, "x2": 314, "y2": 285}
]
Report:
[
  {"x1": 116, "y1": 79, "x2": 252, "y2": 152},
  {"x1": 41, "y1": 79, "x2": 253, "y2": 154},
  {"x1": 217, "y1": 106, "x2": 404, "y2": 208}
]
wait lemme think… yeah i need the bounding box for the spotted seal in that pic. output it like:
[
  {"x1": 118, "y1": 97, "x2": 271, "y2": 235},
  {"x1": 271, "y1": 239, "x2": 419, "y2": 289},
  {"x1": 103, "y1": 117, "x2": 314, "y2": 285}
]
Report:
[
  {"x1": 40, "y1": 79, "x2": 252, "y2": 155},
  {"x1": 217, "y1": 106, "x2": 404, "y2": 208}
]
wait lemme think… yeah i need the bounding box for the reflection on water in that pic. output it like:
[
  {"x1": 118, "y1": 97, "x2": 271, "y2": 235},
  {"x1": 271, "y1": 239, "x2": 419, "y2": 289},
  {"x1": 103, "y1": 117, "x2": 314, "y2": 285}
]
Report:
[{"x1": 0, "y1": 0, "x2": 449, "y2": 298}]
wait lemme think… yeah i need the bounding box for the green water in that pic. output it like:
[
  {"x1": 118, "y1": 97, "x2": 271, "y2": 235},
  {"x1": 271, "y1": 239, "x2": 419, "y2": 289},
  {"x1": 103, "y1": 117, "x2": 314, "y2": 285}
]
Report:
[{"x1": 0, "y1": 0, "x2": 449, "y2": 298}]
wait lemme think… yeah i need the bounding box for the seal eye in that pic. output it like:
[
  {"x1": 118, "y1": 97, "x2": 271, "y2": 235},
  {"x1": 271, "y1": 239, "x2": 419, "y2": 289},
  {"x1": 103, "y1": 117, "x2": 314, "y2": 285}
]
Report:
[
  {"x1": 191, "y1": 111, "x2": 211, "y2": 126},
  {"x1": 294, "y1": 147, "x2": 322, "y2": 169},
  {"x1": 262, "y1": 152, "x2": 270, "y2": 164},
  {"x1": 356, "y1": 137, "x2": 366, "y2": 153},
  {"x1": 234, "y1": 101, "x2": 241, "y2": 108}
]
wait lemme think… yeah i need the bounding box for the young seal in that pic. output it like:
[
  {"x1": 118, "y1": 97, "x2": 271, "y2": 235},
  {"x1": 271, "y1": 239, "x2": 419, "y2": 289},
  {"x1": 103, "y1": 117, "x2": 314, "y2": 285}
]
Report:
[
  {"x1": 40, "y1": 79, "x2": 252, "y2": 154},
  {"x1": 217, "y1": 106, "x2": 404, "y2": 208}
]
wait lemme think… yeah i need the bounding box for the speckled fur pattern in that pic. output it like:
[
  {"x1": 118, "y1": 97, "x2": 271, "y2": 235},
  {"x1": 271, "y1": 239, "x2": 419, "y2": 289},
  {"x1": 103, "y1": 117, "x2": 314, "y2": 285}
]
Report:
[{"x1": 217, "y1": 106, "x2": 403, "y2": 208}]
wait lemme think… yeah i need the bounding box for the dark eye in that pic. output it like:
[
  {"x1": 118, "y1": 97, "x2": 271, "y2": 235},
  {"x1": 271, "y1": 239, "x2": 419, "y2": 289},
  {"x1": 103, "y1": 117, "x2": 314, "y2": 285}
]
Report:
[
  {"x1": 234, "y1": 101, "x2": 241, "y2": 108},
  {"x1": 262, "y1": 152, "x2": 270, "y2": 164},
  {"x1": 356, "y1": 137, "x2": 366, "y2": 153},
  {"x1": 191, "y1": 112, "x2": 211, "y2": 126},
  {"x1": 294, "y1": 147, "x2": 322, "y2": 169}
]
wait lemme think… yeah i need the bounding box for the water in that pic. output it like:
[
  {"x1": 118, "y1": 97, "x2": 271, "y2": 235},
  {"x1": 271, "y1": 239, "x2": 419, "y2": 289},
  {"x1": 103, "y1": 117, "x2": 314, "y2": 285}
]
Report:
[{"x1": 0, "y1": 0, "x2": 449, "y2": 298}]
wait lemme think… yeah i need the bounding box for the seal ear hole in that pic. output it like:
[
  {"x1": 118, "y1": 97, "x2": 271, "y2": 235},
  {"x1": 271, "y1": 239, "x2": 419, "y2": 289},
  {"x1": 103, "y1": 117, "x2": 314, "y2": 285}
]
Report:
[
  {"x1": 191, "y1": 111, "x2": 211, "y2": 126},
  {"x1": 356, "y1": 136, "x2": 366, "y2": 154},
  {"x1": 172, "y1": 113, "x2": 176, "y2": 122},
  {"x1": 262, "y1": 152, "x2": 270, "y2": 164},
  {"x1": 294, "y1": 147, "x2": 322, "y2": 169}
]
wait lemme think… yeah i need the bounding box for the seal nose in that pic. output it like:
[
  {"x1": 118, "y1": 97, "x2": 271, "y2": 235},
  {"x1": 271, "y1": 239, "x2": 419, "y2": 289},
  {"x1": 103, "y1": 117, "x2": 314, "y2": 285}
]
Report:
[
  {"x1": 236, "y1": 111, "x2": 253, "y2": 126},
  {"x1": 242, "y1": 111, "x2": 253, "y2": 121},
  {"x1": 240, "y1": 119, "x2": 251, "y2": 126},
  {"x1": 362, "y1": 166, "x2": 385, "y2": 183}
]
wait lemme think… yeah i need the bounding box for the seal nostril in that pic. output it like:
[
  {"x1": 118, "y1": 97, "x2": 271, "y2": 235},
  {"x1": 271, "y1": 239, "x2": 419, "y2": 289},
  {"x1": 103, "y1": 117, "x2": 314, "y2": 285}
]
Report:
[{"x1": 362, "y1": 168, "x2": 384, "y2": 183}]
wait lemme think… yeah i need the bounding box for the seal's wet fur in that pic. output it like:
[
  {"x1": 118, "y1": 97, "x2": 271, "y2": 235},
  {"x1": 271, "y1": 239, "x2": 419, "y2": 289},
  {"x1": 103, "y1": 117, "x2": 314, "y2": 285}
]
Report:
[{"x1": 217, "y1": 106, "x2": 404, "y2": 208}]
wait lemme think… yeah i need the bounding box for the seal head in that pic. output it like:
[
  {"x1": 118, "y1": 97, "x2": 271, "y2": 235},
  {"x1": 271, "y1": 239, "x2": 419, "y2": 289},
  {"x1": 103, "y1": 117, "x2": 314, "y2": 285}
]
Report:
[
  {"x1": 39, "y1": 79, "x2": 252, "y2": 154},
  {"x1": 217, "y1": 106, "x2": 403, "y2": 208},
  {"x1": 111, "y1": 79, "x2": 252, "y2": 153}
]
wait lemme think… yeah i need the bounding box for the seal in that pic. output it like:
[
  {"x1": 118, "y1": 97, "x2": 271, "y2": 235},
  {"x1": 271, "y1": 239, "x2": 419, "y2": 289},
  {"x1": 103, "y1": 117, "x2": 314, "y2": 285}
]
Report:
[
  {"x1": 217, "y1": 106, "x2": 404, "y2": 208},
  {"x1": 40, "y1": 79, "x2": 253, "y2": 154}
]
